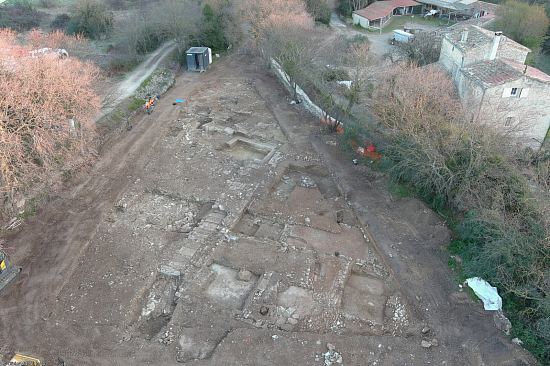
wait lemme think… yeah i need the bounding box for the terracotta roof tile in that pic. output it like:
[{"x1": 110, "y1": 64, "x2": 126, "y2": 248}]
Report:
[
  {"x1": 460, "y1": 59, "x2": 523, "y2": 87},
  {"x1": 354, "y1": 0, "x2": 420, "y2": 21},
  {"x1": 503, "y1": 59, "x2": 550, "y2": 82}
]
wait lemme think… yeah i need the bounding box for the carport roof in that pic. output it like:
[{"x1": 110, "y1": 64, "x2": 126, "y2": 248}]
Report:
[
  {"x1": 353, "y1": 0, "x2": 420, "y2": 21},
  {"x1": 417, "y1": 0, "x2": 476, "y2": 11},
  {"x1": 186, "y1": 47, "x2": 209, "y2": 53}
]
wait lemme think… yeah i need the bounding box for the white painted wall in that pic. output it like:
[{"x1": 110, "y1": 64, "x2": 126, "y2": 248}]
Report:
[
  {"x1": 352, "y1": 13, "x2": 370, "y2": 28},
  {"x1": 270, "y1": 59, "x2": 325, "y2": 119}
]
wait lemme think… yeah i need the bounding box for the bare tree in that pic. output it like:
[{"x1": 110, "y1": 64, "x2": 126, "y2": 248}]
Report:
[
  {"x1": 0, "y1": 29, "x2": 100, "y2": 211},
  {"x1": 394, "y1": 31, "x2": 442, "y2": 66},
  {"x1": 342, "y1": 42, "x2": 372, "y2": 114},
  {"x1": 241, "y1": 0, "x2": 313, "y2": 42},
  {"x1": 118, "y1": 0, "x2": 202, "y2": 55}
]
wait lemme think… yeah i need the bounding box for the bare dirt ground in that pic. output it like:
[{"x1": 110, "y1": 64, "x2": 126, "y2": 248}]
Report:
[{"x1": 0, "y1": 55, "x2": 536, "y2": 365}]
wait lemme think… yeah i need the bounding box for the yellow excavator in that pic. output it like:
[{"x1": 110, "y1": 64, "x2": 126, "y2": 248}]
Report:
[
  {"x1": 5, "y1": 354, "x2": 42, "y2": 365},
  {"x1": 0, "y1": 254, "x2": 41, "y2": 366},
  {"x1": 0, "y1": 250, "x2": 21, "y2": 293}
]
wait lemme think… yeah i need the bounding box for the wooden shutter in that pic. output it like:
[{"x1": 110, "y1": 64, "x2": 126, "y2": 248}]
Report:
[{"x1": 520, "y1": 88, "x2": 529, "y2": 98}]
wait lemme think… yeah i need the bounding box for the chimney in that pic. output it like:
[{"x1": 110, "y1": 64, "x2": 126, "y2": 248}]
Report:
[
  {"x1": 460, "y1": 30, "x2": 469, "y2": 42},
  {"x1": 489, "y1": 31, "x2": 503, "y2": 60}
]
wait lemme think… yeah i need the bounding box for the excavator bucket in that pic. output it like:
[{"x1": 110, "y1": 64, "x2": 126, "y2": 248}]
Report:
[
  {"x1": 9, "y1": 354, "x2": 42, "y2": 365},
  {"x1": 0, "y1": 251, "x2": 21, "y2": 293}
]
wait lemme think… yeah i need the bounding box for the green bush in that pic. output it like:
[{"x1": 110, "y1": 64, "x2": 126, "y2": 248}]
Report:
[
  {"x1": 337, "y1": 0, "x2": 353, "y2": 17},
  {"x1": 322, "y1": 68, "x2": 350, "y2": 81},
  {"x1": 133, "y1": 25, "x2": 165, "y2": 54},
  {"x1": 39, "y1": 0, "x2": 56, "y2": 8},
  {"x1": 370, "y1": 64, "x2": 549, "y2": 363},
  {"x1": 67, "y1": 0, "x2": 114, "y2": 40},
  {"x1": 456, "y1": 211, "x2": 549, "y2": 363},
  {"x1": 50, "y1": 13, "x2": 71, "y2": 30},
  {"x1": 128, "y1": 97, "x2": 146, "y2": 112},
  {"x1": 107, "y1": 0, "x2": 126, "y2": 10},
  {"x1": 382, "y1": 132, "x2": 550, "y2": 363},
  {"x1": 108, "y1": 54, "x2": 140, "y2": 74},
  {"x1": 201, "y1": 4, "x2": 229, "y2": 51},
  {"x1": 0, "y1": 4, "x2": 44, "y2": 31},
  {"x1": 305, "y1": 0, "x2": 331, "y2": 25}
]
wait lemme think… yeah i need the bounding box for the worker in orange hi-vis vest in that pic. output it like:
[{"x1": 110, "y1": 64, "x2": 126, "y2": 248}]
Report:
[{"x1": 144, "y1": 97, "x2": 155, "y2": 114}]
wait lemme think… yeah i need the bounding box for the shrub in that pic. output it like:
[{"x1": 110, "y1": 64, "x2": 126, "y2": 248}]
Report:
[
  {"x1": 50, "y1": 13, "x2": 71, "y2": 30},
  {"x1": 115, "y1": 0, "x2": 203, "y2": 57},
  {"x1": 305, "y1": 0, "x2": 331, "y2": 25},
  {"x1": 337, "y1": 0, "x2": 353, "y2": 18},
  {"x1": 395, "y1": 31, "x2": 442, "y2": 66},
  {"x1": 372, "y1": 63, "x2": 550, "y2": 363},
  {"x1": 39, "y1": 0, "x2": 57, "y2": 8},
  {"x1": 322, "y1": 67, "x2": 350, "y2": 81},
  {"x1": 133, "y1": 24, "x2": 165, "y2": 54},
  {"x1": 201, "y1": 4, "x2": 229, "y2": 51},
  {"x1": 495, "y1": 0, "x2": 549, "y2": 50},
  {"x1": 128, "y1": 97, "x2": 146, "y2": 112},
  {"x1": 67, "y1": 0, "x2": 114, "y2": 40},
  {"x1": 0, "y1": 29, "x2": 100, "y2": 213},
  {"x1": 0, "y1": 4, "x2": 44, "y2": 31},
  {"x1": 107, "y1": 0, "x2": 126, "y2": 10},
  {"x1": 108, "y1": 54, "x2": 140, "y2": 74}
]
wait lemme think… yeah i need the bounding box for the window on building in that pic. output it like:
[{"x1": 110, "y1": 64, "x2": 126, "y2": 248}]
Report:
[
  {"x1": 520, "y1": 88, "x2": 529, "y2": 98},
  {"x1": 505, "y1": 117, "x2": 514, "y2": 126},
  {"x1": 503, "y1": 87, "x2": 522, "y2": 98}
]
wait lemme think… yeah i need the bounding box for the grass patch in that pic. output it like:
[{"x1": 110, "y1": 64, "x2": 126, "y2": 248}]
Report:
[
  {"x1": 352, "y1": 23, "x2": 372, "y2": 32},
  {"x1": 534, "y1": 52, "x2": 550, "y2": 76},
  {"x1": 128, "y1": 97, "x2": 146, "y2": 113},
  {"x1": 18, "y1": 194, "x2": 46, "y2": 219},
  {"x1": 139, "y1": 75, "x2": 153, "y2": 89},
  {"x1": 388, "y1": 181, "x2": 412, "y2": 198}
]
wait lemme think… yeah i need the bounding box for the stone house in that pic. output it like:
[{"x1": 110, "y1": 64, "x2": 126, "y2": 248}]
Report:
[{"x1": 439, "y1": 25, "x2": 550, "y2": 147}]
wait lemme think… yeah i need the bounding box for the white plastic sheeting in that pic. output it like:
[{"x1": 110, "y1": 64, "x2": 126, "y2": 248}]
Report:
[{"x1": 466, "y1": 277, "x2": 502, "y2": 311}]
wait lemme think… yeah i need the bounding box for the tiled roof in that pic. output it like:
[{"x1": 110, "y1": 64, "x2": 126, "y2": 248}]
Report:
[
  {"x1": 353, "y1": 0, "x2": 420, "y2": 21},
  {"x1": 186, "y1": 47, "x2": 208, "y2": 53},
  {"x1": 503, "y1": 59, "x2": 550, "y2": 82},
  {"x1": 444, "y1": 25, "x2": 530, "y2": 53},
  {"x1": 460, "y1": 59, "x2": 523, "y2": 87},
  {"x1": 471, "y1": 0, "x2": 499, "y2": 13},
  {"x1": 417, "y1": 0, "x2": 475, "y2": 11},
  {"x1": 445, "y1": 26, "x2": 492, "y2": 52}
]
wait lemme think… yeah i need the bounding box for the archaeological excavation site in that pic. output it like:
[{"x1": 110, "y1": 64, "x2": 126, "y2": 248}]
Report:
[{"x1": 0, "y1": 53, "x2": 536, "y2": 366}]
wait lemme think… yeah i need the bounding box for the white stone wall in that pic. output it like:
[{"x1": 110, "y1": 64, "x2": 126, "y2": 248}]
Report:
[
  {"x1": 481, "y1": 78, "x2": 550, "y2": 146},
  {"x1": 439, "y1": 37, "x2": 464, "y2": 78},
  {"x1": 352, "y1": 13, "x2": 370, "y2": 28},
  {"x1": 270, "y1": 59, "x2": 325, "y2": 119},
  {"x1": 464, "y1": 77, "x2": 550, "y2": 147}
]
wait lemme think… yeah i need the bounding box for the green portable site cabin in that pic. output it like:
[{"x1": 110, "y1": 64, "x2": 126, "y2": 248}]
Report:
[{"x1": 186, "y1": 47, "x2": 211, "y2": 72}]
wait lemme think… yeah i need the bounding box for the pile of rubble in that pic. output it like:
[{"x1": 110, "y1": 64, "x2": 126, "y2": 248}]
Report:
[{"x1": 135, "y1": 68, "x2": 176, "y2": 100}]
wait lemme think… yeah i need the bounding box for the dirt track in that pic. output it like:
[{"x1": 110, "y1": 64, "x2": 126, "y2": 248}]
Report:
[
  {"x1": 100, "y1": 41, "x2": 177, "y2": 117},
  {"x1": 0, "y1": 55, "x2": 536, "y2": 365}
]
